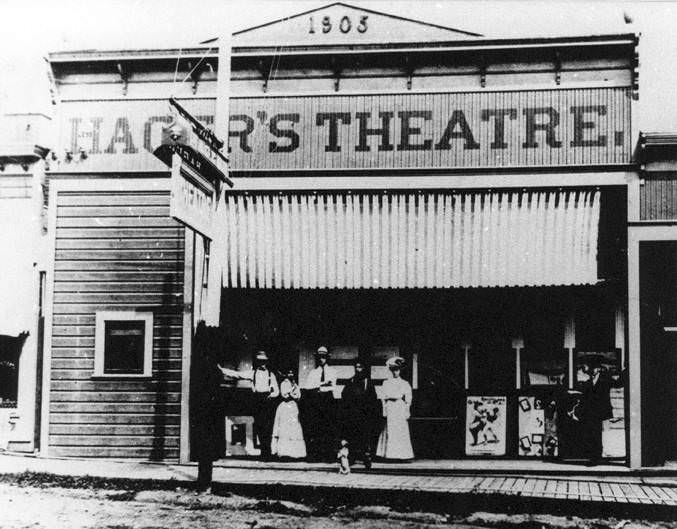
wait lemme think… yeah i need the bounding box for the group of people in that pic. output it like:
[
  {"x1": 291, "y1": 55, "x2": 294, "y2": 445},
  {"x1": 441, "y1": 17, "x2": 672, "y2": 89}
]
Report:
[{"x1": 218, "y1": 347, "x2": 414, "y2": 465}]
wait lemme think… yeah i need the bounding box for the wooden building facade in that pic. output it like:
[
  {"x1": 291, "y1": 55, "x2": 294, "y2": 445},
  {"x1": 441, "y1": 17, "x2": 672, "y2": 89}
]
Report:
[{"x1": 27, "y1": 2, "x2": 673, "y2": 466}]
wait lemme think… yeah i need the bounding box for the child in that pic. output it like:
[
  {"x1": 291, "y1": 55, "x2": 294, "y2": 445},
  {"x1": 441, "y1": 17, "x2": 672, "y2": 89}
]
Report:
[{"x1": 337, "y1": 440, "x2": 350, "y2": 475}]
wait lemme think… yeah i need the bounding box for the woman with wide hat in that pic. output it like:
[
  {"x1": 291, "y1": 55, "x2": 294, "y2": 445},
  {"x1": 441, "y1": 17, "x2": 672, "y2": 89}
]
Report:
[{"x1": 376, "y1": 356, "x2": 414, "y2": 461}]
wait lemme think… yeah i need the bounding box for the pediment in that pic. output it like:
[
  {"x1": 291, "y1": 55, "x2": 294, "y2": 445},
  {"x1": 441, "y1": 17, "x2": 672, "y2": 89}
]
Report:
[{"x1": 232, "y1": 2, "x2": 481, "y2": 48}]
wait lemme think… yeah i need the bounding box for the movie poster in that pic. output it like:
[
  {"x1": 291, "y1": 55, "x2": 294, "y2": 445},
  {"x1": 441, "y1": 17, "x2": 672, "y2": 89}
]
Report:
[
  {"x1": 465, "y1": 396, "x2": 507, "y2": 456},
  {"x1": 518, "y1": 396, "x2": 559, "y2": 457}
]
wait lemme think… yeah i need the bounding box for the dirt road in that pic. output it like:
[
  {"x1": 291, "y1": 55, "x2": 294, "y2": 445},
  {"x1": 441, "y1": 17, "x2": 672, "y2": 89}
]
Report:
[{"x1": 0, "y1": 481, "x2": 675, "y2": 529}]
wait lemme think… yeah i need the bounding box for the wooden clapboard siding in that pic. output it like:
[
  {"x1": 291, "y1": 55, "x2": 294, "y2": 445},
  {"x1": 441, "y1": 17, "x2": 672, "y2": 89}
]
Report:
[
  {"x1": 50, "y1": 413, "x2": 180, "y2": 425},
  {"x1": 48, "y1": 447, "x2": 180, "y2": 459},
  {"x1": 51, "y1": 369, "x2": 182, "y2": 381},
  {"x1": 50, "y1": 424, "x2": 181, "y2": 436},
  {"x1": 640, "y1": 172, "x2": 677, "y2": 220},
  {"x1": 49, "y1": 188, "x2": 185, "y2": 460}
]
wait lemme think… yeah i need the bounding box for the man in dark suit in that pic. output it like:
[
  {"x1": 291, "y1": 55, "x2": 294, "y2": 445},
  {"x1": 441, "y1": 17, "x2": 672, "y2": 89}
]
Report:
[
  {"x1": 340, "y1": 357, "x2": 381, "y2": 469},
  {"x1": 580, "y1": 355, "x2": 620, "y2": 465},
  {"x1": 190, "y1": 322, "x2": 225, "y2": 491}
]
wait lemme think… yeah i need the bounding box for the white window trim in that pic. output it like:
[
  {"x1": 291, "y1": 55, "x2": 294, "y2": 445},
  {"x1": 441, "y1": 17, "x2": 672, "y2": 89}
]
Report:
[{"x1": 94, "y1": 311, "x2": 153, "y2": 378}]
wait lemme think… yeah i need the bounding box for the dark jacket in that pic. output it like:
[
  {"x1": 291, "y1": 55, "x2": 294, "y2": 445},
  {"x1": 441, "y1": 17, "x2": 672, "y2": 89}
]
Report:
[
  {"x1": 190, "y1": 322, "x2": 226, "y2": 462},
  {"x1": 582, "y1": 369, "x2": 615, "y2": 422}
]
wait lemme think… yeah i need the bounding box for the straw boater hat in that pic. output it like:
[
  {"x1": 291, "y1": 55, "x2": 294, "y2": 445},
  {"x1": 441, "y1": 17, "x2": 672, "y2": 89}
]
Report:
[
  {"x1": 254, "y1": 350, "x2": 269, "y2": 362},
  {"x1": 386, "y1": 356, "x2": 405, "y2": 370},
  {"x1": 315, "y1": 346, "x2": 329, "y2": 357}
]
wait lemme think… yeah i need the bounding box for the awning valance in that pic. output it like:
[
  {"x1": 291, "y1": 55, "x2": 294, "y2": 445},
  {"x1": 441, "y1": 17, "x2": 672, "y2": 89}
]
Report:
[{"x1": 223, "y1": 189, "x2": 600, "y2": 289}]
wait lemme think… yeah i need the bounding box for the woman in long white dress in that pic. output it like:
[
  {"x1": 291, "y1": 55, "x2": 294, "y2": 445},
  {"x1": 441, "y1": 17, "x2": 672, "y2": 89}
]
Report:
[
  {"x1": 271, "y1": 370, "x2": 307, "y2": 459},
  {"x1": 376, "y1": 357, "x2": 414, "y2": 460}
]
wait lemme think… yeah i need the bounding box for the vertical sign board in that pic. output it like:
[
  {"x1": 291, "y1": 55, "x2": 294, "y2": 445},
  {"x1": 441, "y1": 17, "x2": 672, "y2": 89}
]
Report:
[
  {"x1": 153, "y1": 99, "x2": 232, "y2": 240},
  {"x1": 170, "y1": 153, "x2": 216, "y2": 240}
]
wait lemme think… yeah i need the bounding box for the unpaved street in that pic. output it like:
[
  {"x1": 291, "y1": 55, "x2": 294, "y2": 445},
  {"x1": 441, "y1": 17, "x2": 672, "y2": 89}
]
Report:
[{"x1": 0, "y1": 482, "x2": 675, "y2": 529}]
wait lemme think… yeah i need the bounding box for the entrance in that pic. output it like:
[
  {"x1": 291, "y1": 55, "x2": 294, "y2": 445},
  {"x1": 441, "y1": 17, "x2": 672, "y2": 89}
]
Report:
[
  {"x1": 216, "y1": 284, "x2": 624, "y2": 460},
  {"x1": 639, "y1": 242, "x2": 677, "y2": 465}
]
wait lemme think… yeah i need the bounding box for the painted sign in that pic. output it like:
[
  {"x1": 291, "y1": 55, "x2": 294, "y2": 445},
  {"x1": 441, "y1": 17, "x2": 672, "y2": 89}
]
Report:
[
  {"x1": 55, "y1": 87, "x2": 631, "y2": 174},
  {"x1": 465, "y1": 396, "x2": 507, "y2": 456},
  {"x1": 169, "y1": 154, "x2": 217, "y2": 239}
]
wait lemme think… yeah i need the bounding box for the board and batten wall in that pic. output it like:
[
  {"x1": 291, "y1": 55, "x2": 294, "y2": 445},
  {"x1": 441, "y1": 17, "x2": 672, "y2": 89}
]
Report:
[
  {"x1": 43, "y1": 179, "x2": 186, "y2": 459},
  {"x1": 640, "y1": 172, "x2": 677, "y2": 221}
]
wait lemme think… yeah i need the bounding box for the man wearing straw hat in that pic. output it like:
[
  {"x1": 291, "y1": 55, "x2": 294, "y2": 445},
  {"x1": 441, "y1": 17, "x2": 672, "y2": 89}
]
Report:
[
  {"x1": 219, "y1": 350, "x2": 279, "y2": 459},
  {"x1": 304, "y1": 346, "x2": 337, "y2": 461}
]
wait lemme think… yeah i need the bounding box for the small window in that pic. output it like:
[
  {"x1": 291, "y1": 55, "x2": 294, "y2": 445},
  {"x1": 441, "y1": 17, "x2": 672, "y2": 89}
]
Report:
[{"x1": 95, "y1": 311, "x2": 153, "y2": 377}]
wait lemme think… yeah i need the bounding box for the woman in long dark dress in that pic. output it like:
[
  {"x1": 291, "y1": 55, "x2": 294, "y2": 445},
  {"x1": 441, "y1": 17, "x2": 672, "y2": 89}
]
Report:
[{"x1": 340, "y1": 358, "x2": 380, "y2": 468}]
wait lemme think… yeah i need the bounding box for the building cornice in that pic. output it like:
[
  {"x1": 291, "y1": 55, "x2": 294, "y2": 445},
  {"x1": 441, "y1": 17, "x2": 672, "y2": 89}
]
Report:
[{"x1": 47, "y1": 33, "x2": 638, "y2": 64}]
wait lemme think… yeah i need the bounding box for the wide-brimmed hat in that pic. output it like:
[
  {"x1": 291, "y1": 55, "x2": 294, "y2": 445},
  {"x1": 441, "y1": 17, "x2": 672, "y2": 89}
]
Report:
[
  {"x1": 386, "y1": 356, "x2": 405, "y2": 369},
  {"x1": 254, "y1": 350, "x2": 269, "y2": 362},
  {"x1": 314, "y1": 346, "x2": 329, "y2": 357}
]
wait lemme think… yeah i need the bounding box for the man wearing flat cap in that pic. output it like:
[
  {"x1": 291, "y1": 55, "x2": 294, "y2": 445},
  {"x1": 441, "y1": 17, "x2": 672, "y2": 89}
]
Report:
[
  {"x1": 304, "y1": 346, "x2": 337, "y2": 461},
  {"x1": 219, "y1": 350, "x2": 279, "y2": 459}
]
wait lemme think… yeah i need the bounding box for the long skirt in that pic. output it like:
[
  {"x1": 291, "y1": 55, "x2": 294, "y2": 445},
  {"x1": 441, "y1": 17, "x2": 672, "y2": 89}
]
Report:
[
  {"x1": 376, "y1": 400, "x2": 414, "y2": 460},
  {"x1": 271, "y1": 400, "x2": 307, "y2": 459}
]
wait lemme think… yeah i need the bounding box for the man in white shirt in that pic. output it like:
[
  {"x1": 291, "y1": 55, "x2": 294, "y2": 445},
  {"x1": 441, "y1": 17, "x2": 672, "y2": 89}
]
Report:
[
  {"x1": 304, "y1": 346, "x2": 337, "y2": 461},
  {"x1": 219, "y1": 350, "x2": 279, "y2": 459}
]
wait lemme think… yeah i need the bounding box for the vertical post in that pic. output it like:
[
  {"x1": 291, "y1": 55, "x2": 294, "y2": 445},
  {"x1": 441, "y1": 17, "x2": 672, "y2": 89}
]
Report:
[
  {"x1": 412, "y1": 352, "x2": 418, "y2": 390},
  {"x1": 512, "y1": 337, "x2": 524, "y2": 390},
  {"x1": 627, "y1": 229, "x2": 642, "y2": 468},
  {"x1": 615, "y1": 304, "x2": 626, "y2": 368},
  {"x1": 200, "y1": 25, "x2": 232, "y2": 327},
  {"x1": 564, "y1": 314, "x2": 576, "y2": 389},
  {"x1": 463, "y1": 343, "x2": 470, "y2": 391},
  {"x1": 179, "y1": 229, "x2": 196, "y2": 464}
]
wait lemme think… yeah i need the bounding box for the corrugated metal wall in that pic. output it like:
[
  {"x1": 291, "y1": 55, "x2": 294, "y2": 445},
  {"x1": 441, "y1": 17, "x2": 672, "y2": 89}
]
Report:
[
  {"x1": 640, "y1": 172, "x2": 677, "y2": 220},
  {"x1": 49, "y1": 189, "x2": 184, "y2": 459},
  {"x1": 224, "y1": 189, "x2": 600, "y2": 289}
]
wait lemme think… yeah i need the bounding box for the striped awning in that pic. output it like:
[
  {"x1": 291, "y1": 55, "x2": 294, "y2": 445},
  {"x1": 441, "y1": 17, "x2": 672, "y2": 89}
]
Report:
[{"x1": 223, "y1": 189, "x2": 600, "y2": 289}]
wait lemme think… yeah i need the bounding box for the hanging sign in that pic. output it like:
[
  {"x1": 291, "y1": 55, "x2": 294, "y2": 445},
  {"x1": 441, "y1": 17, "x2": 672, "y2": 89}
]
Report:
[
  {"x1": 168, "y1": 153, "x2": 217, "y2": 239},
  {"x1": 153, "y1": 98, "x2": 232, "y2": 239}
]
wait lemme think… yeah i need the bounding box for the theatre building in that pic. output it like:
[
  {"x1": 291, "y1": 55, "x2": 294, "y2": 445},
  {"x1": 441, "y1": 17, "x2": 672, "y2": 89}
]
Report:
[{"x1": 4, "y1": 2, "x2": 672, "y2": 467}]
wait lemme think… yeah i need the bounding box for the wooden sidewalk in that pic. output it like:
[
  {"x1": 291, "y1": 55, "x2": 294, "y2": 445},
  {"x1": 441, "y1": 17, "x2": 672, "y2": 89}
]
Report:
[
  {"x1": 1, "y1": 453, "x2": 676, "y2": 507},
  {"x1": 212, "y1": 467, "x2": 677, "y2": 506}
]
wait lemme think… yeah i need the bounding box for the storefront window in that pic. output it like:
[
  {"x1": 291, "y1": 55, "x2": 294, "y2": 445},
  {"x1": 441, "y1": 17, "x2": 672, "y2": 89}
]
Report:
[
  {"x1": 0, "y1": 353, "x2": 19, "y2": 408},
  {"x1": 521, "y1": 348, "x2": 567, "y2": 387},
  {"x1": 0, "y1": 333, "x2": 26, "y2": 408}
]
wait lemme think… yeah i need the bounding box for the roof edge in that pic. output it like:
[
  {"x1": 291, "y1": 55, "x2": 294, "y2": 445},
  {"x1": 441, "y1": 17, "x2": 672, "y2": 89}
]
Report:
[{"x1": 47, "y1": 32, "x2": 639, "y2": 64}]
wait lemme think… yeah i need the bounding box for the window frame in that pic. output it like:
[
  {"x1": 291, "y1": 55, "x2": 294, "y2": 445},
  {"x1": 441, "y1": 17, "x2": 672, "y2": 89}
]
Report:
[{"x1": 94, "y1": 311, "x2": 153, "y2": 378}]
